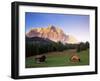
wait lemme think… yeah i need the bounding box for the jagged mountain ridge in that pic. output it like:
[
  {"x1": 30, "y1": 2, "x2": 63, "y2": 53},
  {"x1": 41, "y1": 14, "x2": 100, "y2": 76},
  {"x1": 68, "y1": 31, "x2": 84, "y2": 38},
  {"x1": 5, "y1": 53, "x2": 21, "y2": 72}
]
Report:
[{"x1": 26, "y1": 25, "x2": 78, "y2": 44}]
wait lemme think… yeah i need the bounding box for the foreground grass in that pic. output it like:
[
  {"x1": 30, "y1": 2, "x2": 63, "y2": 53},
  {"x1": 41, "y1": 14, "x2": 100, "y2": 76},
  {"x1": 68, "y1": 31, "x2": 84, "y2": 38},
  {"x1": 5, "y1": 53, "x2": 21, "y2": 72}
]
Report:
[{"x1": 26, "y1": 49, "x2": 89, "y2": 68}]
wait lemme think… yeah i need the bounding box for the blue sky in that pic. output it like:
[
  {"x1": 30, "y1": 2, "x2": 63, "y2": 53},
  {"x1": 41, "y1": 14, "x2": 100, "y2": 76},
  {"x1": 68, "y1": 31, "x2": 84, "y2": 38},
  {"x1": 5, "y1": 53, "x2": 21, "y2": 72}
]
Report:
[{"x1": 25, "y1": 12, "x2": 90, "y2": 42}]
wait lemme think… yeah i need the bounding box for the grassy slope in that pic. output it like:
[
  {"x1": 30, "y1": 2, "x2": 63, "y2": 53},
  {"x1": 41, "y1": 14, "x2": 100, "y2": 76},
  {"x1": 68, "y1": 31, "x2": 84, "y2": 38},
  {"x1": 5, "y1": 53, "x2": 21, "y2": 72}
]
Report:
[{"x1": 26, "y1": 49, "x2": 89, "y2": 68}]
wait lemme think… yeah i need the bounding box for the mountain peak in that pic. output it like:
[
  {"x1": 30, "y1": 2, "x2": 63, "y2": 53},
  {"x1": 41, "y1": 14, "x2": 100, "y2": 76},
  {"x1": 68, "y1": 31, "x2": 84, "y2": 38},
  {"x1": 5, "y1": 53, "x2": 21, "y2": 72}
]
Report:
[
  {"x1": 26, "y1": 25, "x2": 78, "y2": 44},
  {"x1": 48, "y1": 25, "x2": 56, "y2": 29},
  {"x1": 48, "y1": 25, "x2": 63, "y2": 33}
]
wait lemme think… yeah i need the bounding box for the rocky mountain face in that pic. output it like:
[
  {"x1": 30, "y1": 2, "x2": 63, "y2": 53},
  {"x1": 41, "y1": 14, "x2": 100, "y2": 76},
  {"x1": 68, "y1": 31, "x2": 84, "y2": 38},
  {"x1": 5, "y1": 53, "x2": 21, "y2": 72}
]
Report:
[{"x1": 26, "y1": 25, "x2": 78, "y2": 44}]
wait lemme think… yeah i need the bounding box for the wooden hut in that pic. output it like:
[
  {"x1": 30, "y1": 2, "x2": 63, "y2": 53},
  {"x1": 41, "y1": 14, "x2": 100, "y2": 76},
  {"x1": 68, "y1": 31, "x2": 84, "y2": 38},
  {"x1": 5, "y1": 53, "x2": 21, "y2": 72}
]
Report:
[
  {"x1": 35, "y1": 55, "x2": 46, "y2": 63},
  {"x1": 70, "y1": 55, "x2": 80, "y2": 62}
]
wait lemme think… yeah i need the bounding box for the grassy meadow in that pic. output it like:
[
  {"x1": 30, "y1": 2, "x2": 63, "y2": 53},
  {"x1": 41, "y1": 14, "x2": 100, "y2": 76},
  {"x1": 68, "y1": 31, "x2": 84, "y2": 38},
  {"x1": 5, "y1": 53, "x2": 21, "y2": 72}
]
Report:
[{"x1": 26, "y1": 49, "x2": 89, "y2": 68}]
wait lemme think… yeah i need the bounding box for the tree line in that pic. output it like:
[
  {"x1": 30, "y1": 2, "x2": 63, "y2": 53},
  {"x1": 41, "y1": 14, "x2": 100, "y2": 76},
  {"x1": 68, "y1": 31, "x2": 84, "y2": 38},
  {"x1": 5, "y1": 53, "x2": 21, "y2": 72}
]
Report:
[{"x1": 26, "y1": 41, "x2": 89, "y2": 57}]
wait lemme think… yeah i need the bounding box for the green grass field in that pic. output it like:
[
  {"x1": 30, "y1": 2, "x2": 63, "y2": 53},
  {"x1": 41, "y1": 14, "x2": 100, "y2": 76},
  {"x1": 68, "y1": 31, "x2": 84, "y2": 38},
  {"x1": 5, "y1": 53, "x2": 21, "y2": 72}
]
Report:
[{"x1": 26, "y1": 49, "x2": 89, "y2": 68}]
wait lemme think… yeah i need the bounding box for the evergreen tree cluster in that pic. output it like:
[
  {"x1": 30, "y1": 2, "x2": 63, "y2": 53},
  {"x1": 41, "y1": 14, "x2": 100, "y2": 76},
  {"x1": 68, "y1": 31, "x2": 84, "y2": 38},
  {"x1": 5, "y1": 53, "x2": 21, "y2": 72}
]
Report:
[{"x1": 26, "y1": 37, "x2": 89, "y2": 57}]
